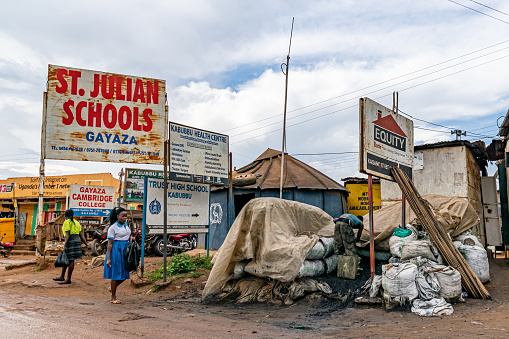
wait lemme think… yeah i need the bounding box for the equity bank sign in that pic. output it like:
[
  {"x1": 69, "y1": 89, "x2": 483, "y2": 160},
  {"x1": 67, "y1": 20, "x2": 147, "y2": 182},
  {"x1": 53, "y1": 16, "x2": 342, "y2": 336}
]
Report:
[{"x1": 359, "y1": 98, "x2": 414, "y2": 181}]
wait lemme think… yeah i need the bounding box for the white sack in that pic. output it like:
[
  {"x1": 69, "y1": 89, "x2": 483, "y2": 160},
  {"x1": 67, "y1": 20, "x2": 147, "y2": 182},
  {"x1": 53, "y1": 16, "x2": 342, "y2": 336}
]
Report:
[
  {"x1": 389, "y1": 231, "x2": 418, "y2": 258},
  {"x1": 434, "y1": 266, "x2": 462, "y2": 302},
  {"x1": 382, "y1": 263, "x2": 419, "y2": 302},
  {"x1": 401, "y1": 240, "x2": 436, "y2": 262},
  {"x1": 321, "y1": 238, "x2": 335, "y2": 258},
  {"x1": 458, "y1": 245, "x2": 490, "y2": 283},
  {"x1": 323, "y1": 254, "x2": 338, "y2": 274},
  {"x1": 298, "y1": 260, "x2": 325, "y2": 277},
  {"x1": 411, "y1": 297, "x2": 454, "y2": 317},
  {"x1": 306, "y1": 241, "x2": 326, "y2": 260},
  {"x1": 455, "y1": 232, "x2": 483, "y2": 248}
]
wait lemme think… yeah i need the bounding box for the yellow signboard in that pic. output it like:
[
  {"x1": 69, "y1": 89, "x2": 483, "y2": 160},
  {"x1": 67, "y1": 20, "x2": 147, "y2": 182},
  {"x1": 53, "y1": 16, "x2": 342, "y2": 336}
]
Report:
[
  {"x1": 346, "y1": 182, "x2": 381, "y2": 216},
  {"x1": 0, "y1": 173, "x2": 119, "y2": 199}
]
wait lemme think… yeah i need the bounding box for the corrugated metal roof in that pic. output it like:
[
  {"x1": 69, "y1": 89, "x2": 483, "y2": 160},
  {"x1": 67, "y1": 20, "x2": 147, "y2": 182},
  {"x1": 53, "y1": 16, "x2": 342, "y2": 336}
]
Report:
[{"x1": 234, "y1": 148, "x2": 347, "y2": 191}]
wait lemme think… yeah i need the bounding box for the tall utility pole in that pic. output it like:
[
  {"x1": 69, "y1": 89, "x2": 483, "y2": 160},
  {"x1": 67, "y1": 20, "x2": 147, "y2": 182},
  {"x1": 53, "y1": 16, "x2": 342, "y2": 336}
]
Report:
[{"x1": 279, "y1": 17, "x2": 294, "y2": 199}]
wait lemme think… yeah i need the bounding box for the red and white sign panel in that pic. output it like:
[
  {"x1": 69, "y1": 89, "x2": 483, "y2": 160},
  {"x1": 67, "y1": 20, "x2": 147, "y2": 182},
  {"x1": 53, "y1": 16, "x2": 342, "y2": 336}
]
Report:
[
  {"x1": 69, "y1": 184, "x2": 115, "y2": 217},
  {"x1": 359, "y1": 97, "x2": 414, "y2": 181},
  {"x1": 44, "y1": 65, "x2": 167, "y2": 164}
]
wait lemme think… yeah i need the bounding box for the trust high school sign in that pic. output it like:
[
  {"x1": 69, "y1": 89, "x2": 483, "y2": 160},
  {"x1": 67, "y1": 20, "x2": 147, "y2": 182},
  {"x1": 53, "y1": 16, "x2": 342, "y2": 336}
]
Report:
[{"x1": 359, "y1": 98, "x2": 413, "y2": 181}]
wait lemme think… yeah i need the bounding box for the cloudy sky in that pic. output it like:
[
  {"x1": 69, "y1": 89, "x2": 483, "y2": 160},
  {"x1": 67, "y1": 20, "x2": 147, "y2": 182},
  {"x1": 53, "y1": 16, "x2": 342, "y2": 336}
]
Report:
[{"x1": 1, "y1": 0, "x2": 508, "y2": 183}]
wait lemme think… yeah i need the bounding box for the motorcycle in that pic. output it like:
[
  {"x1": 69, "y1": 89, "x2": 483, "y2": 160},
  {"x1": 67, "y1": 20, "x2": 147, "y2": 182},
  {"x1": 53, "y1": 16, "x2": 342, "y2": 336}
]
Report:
[
  {"x1": 0, "y1": 234, "x2": 14, "y2": 258},
  {"x1": 86, "y1": 228, "x2": 108, "y2": 256},
  {"x1": 151, "y1": 234, "x2": 197, "y2": 257}
]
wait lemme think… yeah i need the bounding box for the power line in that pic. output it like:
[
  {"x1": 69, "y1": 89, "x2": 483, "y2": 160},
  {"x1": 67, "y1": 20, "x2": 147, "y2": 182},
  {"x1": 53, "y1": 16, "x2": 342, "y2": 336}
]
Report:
[
  {"x1": 291, "y1": 152, "x2": 358, "y2": 156},
  {"x1": 468, "y1": 0, "x2": 509, "y2": 16},
  {"x1": 232, "y1": 52, "x2": 509, "y2": 145},
  {"x1": 230, "y1": 48, "x2": 509, "y2": 139},
  {"x1": 222, "y1": 38, "x2": 509, "y2": 134},
  {"x1": 447, "y1": 0, "x2": 509, "y2": 25}
]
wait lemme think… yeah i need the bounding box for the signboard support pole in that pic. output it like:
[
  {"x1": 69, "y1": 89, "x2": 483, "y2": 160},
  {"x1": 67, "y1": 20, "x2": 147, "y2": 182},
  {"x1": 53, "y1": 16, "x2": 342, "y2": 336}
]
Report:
[
  {"x1": 368, "y1": 174, "x2": 375, "y2": 282},
  {"x1": 36, "y1": 159, "x2": 45, "y2": 251},
  {"x1": 141, "y1": 177, "x2": 148, "y2": 278},
  {"x1": 402, "y1": 192, "x2": 406, "y2": 228},
  {"x1": 163, "y1": 140, "x2": 168, "y2": 282},
  {"x1": 228, "y1": 152, "x2": 234, "y2": 228},
  {"x1": 206, "y1": 229, "x2": 210, "y2": 257},
  {"x1": 36, "y1": 91, "x2": 48, "y2": 255}
]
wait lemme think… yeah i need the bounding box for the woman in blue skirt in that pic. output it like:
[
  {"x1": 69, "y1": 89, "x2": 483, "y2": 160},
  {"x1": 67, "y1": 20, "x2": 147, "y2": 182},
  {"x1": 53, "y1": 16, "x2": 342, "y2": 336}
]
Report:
[{"x1": 103, "y1": 207, "x2": 131, "y2": 304}]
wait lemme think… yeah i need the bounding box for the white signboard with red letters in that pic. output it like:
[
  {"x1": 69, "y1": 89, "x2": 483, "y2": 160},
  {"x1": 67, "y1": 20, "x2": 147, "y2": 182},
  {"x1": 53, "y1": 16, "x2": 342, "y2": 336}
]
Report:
[
  {"x1": 44, "y1": 65, "x2": 167, "y2": 164},
  {"x1": 359, "y1": 97, "x2": 414, "y2": 181},
  {"x1": 69, "y1": 184, "x2": 115, "y2": 217}
]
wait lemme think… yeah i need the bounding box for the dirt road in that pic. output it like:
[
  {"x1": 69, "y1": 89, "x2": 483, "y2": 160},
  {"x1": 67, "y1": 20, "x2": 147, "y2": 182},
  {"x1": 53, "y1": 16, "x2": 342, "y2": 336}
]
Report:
[{"x1": 1, "y1": 255, "x2": 509, "y2": 338}]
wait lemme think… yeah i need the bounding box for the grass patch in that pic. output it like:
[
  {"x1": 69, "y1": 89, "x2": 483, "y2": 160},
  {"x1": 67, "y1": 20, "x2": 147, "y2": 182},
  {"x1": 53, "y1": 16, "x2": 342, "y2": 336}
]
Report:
[
  {"x1": 5, "y1": 265, "x2": 13, "y2": 271},
  {"x1": 189, "y1": 254, "x2": 213, "y2": 269},
  {"x1": 145, "y1": 254, "x2": 213, "y2": 282},
  {"x1": 151, "y1": 285, "x2": 163, "y2": 293},
  {"x1": 33, "y1": 266, "x2": 40, "y2": 271},
  {"x1": 190, "y1": 272, "x2": 204, "y2": 278}
]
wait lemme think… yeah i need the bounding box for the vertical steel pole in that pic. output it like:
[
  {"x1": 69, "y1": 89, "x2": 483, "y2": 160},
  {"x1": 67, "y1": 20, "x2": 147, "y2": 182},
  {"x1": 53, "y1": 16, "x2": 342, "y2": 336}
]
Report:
[
  {"x1": 368, "y1": 174, "x2": 375, "y2": 282},
  {"x1": 279, "y1": 17, "x2": 294, "y2": 199},
  {"x1": 36, "y1": 92, "x2": 48, "y2": 254},
  {"x1": 402, "y1": 192, "x2": 406, "y2": 228},
  {"x1": 163, "y1": 140, "x2": 168, "y2": 282},
  {"x1": 279, "y1": 54, "x2": 289, "y2": 199},
  {"x1": 228, "y1": 152, "x2": 234, "y2": 228},
  {"x1": 141, "y1": 176, "x2": 147, "y2": 278}
]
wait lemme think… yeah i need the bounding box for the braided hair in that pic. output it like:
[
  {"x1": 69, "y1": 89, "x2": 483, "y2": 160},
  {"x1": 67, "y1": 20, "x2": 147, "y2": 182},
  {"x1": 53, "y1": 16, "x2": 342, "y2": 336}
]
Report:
[
  {"x1": 64, "y1": 209, "x2": 75, "y2": 224},
  {"x1": 109, "y1": 207, "x2": 127, "y2": 225}
]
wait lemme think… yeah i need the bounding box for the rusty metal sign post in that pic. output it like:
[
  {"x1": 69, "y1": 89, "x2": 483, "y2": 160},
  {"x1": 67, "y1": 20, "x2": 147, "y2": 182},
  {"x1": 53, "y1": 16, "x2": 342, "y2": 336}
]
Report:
[{"x1": 359, "y1": 96, "x2": 414, "y2": 281}]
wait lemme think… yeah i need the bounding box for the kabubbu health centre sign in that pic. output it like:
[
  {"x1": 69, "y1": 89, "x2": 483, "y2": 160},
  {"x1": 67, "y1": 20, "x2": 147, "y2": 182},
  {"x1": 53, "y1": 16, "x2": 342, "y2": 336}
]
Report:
[
  {"x1": 43, "y1": 65, "x2": 167, "y2": 164},
  {"x1": 359, "y1": 97, "x2": 414, "y2": 181}
]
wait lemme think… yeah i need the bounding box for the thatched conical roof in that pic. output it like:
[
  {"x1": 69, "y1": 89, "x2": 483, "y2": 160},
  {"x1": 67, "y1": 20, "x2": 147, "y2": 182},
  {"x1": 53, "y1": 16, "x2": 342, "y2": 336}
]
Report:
[{"x1": 234, "y1": 148, "x2": 347, "y2": 191}]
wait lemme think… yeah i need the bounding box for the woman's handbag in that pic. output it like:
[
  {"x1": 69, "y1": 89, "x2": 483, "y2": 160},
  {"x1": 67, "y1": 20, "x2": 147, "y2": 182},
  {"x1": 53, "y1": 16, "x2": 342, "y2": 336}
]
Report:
[
  {"x1": 55, "y1": 250, "x2": 70, "y2": 267},
  {"x1": 124, "y1": 241, "x2": 140, "y2": 272}
]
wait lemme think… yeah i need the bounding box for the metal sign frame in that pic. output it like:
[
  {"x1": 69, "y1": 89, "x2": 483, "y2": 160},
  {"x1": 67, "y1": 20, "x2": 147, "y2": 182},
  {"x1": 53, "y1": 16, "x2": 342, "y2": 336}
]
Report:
[
  {"x1": 143, "y1": 177, "x2": 210, "y2": 234},
  {"x1": 123, "y1": 168, "x2": 167, "y2": 202},
  {"x1": 169, "y1": 122, "x2": 229, "y2": 185},
  {"x1": 44, "y1": 65, "x2": 168, "y2": 165},
  {"x1": 69, "y1": 184, "x2": 115, "y2": 217},
  {"x1": 359, "y1": 97, "x2": 414, "y2": 181}
]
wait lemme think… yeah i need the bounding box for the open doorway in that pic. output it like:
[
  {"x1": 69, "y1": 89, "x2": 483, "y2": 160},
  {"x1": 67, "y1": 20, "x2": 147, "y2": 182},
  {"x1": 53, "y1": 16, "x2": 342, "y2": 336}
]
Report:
[{"x1": 234, "y1": 193, "x2": 256, "y2": 217}]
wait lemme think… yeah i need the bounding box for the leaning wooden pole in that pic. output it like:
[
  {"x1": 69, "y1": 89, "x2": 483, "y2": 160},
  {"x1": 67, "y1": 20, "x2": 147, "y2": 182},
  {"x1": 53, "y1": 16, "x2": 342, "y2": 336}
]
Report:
[{"x1": 390, "y1": 166, "x2": 490, "y2": 299}]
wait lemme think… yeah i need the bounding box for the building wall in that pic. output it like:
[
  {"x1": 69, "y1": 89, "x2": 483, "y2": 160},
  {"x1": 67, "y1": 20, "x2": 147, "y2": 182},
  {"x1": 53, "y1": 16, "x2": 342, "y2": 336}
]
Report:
[
  {"x1": 381, "y1": 145, "x2": 484, "y2": 238},
  {"x1": 0, "y1": 173, "x2": 119, "y2": 236},
  {"x1": 206, "y1": 188, "x2": 346, "y2": 250},
  {"x1": 382, "y1": 146, "x2": 469, "y2": 201}
]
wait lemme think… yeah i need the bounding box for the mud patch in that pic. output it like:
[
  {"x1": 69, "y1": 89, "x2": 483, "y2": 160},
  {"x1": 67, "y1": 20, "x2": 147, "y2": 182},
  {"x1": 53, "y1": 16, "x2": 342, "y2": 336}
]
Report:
[{"x1": 118, "y1": 312, "x2": 156, "y2": 322}]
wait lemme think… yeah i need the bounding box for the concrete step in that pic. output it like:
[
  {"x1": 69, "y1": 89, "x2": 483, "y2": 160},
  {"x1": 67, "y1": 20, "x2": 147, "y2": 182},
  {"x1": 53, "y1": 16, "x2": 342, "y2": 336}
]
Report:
[
  {"x1": 16, "y1": 239, "x2": 36, "y2": 245},
  {"x1": 13, "y1": 245, "x2": 34, "y2": 251},
  {"x1": 10, "y1": 250, "x2": 35, "y2": 256}
]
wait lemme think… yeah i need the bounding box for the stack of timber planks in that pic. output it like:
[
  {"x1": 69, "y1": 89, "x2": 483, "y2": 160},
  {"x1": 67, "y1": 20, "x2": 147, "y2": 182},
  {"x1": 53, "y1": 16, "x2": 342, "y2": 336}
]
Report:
[{"x1": 391, "y1": 166, "x2": 490, "y2": 299}]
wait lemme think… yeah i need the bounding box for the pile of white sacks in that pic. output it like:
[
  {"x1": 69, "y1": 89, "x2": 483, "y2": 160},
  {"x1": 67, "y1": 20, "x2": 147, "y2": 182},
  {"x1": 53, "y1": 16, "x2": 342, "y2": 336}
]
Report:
[
  {"x1": 371, "y1": 225, "x2": 490, "y2": 317},
  {"x1": 298, "y1": 238, "x2": 338, "y2": 277},
  {"x1": 231, "y1": 238, "x2": 338, "y2": 280}
]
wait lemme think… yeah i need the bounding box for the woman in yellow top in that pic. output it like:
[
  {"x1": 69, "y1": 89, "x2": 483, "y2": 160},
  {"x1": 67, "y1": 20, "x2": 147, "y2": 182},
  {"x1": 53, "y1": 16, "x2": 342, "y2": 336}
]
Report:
[{"x1": 53, "y1": 209, "x2": 90, "y2": 284}]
